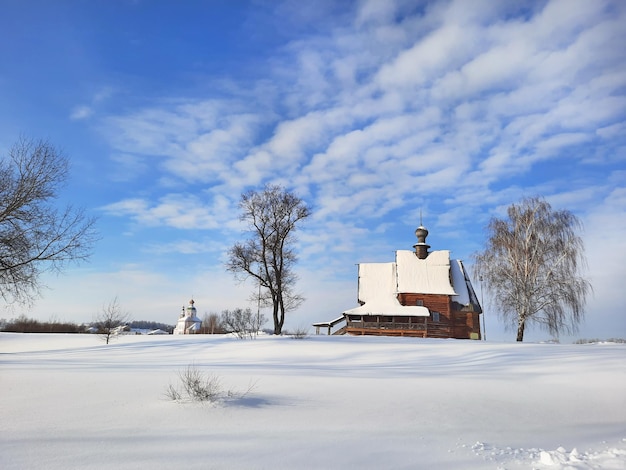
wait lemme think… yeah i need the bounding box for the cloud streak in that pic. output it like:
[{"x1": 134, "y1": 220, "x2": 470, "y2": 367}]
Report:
[{"x1": 100, "y1": 1, "x2": 624, "y2": 223}]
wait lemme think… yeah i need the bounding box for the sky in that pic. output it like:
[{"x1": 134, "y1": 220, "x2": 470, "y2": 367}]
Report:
[{"x1": 0, "y1": 0, "x2": 624, "y2": 342}]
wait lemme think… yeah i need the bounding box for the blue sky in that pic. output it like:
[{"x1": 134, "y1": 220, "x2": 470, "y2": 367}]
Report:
[{"x1": 1, "y1": 0, "x2": 624, "y2": 341}]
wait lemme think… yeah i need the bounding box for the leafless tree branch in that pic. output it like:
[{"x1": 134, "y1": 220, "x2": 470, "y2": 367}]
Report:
[
  {"x1": 0, "y1": 138, "x2": 98, "y2": 306},
  {"x1": 94, "y1": 296, "x2": 130, "y2": 344}
]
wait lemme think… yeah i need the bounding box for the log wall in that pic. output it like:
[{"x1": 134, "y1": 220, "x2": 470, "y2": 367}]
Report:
[{"x1": 344, "y1": 293, "x2": 482, "y2": 340}]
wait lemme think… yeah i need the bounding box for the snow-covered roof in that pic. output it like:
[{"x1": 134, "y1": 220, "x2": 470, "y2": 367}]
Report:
[
  {"x1": 450, "y1": 259, "x2": 480, "y2": 307},
  {"x1": 395, "y1": 250, "x2": 457, "y2": 295},
  {"x1": 343, "y1": 263, "x2": 430, "y2": 317},
  {"x1": 344, "y1": 303, "x2": 430, "y2": 316},
  {"x1": 342, "y1": 249, "x2": 480, "y2": 316},
  {"x1": 312, "y1": 316, "x2": 346, "y2": 327}
]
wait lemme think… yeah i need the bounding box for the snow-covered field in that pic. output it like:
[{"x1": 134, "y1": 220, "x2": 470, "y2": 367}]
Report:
[{"x1": 1, "y1": 333, "x2": 625, "y2": 469}]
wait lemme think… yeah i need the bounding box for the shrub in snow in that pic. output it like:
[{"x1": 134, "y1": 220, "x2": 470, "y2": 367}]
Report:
[
  {"x1": 165, "y1": 365, "x2": 256, "y2": 404},
  {"x1": 288, "y1": 326, "x2": 309, "y2": 339},
  {"x1": 220, "y1": 308, "x2": 266, "y2": 339},
  {"x1": 164, "y1": 383, "x2": 182, "y2": 401}
]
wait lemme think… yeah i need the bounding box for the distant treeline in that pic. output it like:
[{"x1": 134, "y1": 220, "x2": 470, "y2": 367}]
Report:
[
  {"x1": 1, "y1": 316, "x2": 175, "y2": 334},
  {"x1": 127, "y1": 320, "x2": 175, "y2": 334},
  {"x1": 574, "y1": 338, "x2": 625, "y2": 344},
  {"x1": 1, "y1": 315, "x2": 87, "y2": 333}
]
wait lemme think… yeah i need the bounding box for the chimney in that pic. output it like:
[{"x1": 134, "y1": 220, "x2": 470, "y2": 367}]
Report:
[{"x1": 413, "y1": 225, "x2": 430, "y2": 259}]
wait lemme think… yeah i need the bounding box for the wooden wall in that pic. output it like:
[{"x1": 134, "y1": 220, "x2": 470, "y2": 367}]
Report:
[
  {"x1": 397, "y1": 293, "x2": 451, "y2": 316},
  {"x1": 344, "y1": 293, "x2": 481, "y2": 340}
]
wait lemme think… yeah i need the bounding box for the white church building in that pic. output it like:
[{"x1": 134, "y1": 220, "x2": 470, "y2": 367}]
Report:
[{"x1": 173, "y1": 299, "x2": 202, "y2": 334}]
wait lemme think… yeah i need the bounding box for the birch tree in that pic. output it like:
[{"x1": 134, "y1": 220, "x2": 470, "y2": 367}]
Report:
[
  {"x1": 226, "y1": 185, "x2": 310, "y2": 335},
  {"x1": 473, "y1": 197, "x2": 591, "y2": 341}
]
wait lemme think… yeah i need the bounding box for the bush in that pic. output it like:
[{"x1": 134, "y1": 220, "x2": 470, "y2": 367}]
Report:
[
  {"x1": 181, "y1": 366, "x2": 222, "y2": 401},
  {"x1": 289, "y1": 326, "x2": 309, "y2": 339},
  {"x1": 221, "y1": 308, "x2": 266, "y2": 339},
  {"x1": 165, "y1": 365, "x2": 256, "y2": 404}
]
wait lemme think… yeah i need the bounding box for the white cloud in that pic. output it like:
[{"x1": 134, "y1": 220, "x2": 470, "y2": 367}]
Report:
[
  {"x1": 597, "y1": 122, "x2": 626, "y2": 139},
  {"x1": 70, "y1": 105, "x2": 93, "y2": 120},
  {"x1": 93, "y1": 86, "x2": 115, "y2": 103},
  {"x1": 70, "y1": 86, "x2": 117, "y2": 121},
  {"x1": 355, "y1": 0, "x2": 397, "y2": 26},
  {"x1": 533, "y1": 132, "x2": 592, "y2": 156},
  {"x1": 144, "y1": 239, "x2": 225, "y2": 256},
  {"x1": 100, "y1": 193, "x2": 238, "y2": 231},
  {"x1": 376, "y1": 24, "x2": 470, "y2": 90},
  {"x1": 109, "y1": 153, "x2": 148, "y2": 182}
]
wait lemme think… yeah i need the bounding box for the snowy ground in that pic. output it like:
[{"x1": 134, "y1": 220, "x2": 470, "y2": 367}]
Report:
[{"x1": 1, "y1": 333, "x2": 625, "y2": 469}]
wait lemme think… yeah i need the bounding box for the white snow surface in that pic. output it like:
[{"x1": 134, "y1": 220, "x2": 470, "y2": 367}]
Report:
[{"x1": 1, "y1": 333, "x2": 625, "y2": 470}]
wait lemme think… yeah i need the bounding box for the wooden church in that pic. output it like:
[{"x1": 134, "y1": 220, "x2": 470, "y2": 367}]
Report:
[{"x1": 314, "y1": 225, "x2": 482, "y2": 339}]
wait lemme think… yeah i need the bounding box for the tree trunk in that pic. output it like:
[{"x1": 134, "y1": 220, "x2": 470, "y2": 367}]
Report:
[
  {"x1": 277, "y1": 296, "x2": 285, "y2": 335},
  {"x1": 516, "y1": 319, "x2": 525, "y2": 342},
  {"x1": 272, "y1": 301, "x2": 281, "y2": 335}
]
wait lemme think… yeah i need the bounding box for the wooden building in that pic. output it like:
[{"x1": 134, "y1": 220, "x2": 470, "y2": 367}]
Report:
[{"x1": 314, "y1": 225, "x2": 482, "y2": 339}]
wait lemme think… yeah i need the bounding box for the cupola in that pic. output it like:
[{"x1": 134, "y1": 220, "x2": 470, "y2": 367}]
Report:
[{"x1": 413, "y1": 225, "x2": 430, "y2": 259}]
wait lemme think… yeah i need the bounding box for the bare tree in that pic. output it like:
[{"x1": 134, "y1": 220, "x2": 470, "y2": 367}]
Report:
[
  {"x1": 94, "y1": 297, "x2": 130, "y2": 344},
  {"x1": 473, "y1": 197, "x2": 592, "y2": 341},
  {"x1": 201, "y1": 312, "x2": 223, "y2": 334},
  {"x1": 0, "y1": 138, "x2": 97, "y2": 306},
  {"x1": 226, "y1": 185, "x2": 310, "y2": 335},
  {"x1": 221, "y1": 307, "x2": 267, "y2": 339}
]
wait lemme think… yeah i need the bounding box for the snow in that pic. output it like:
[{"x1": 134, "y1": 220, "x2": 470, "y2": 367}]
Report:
[
  {"x1": 450, "y1": 259, "x2": 479, "y2": 307},
  {"x1": 344, "y1": 263, "x2": 430, "y2": 317},
  {"x1": 344, "y1": 262, "x2": 430, "y2": 316},
  {"x1": 357, "y1": 262, "x2": 398, "y2": 304},
  {"x1": 1, "y1": 333, "x2": 625, "y2": 469},
  {"x1": 396, "y1": 250, "x2": 457, "y2": 295}
]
